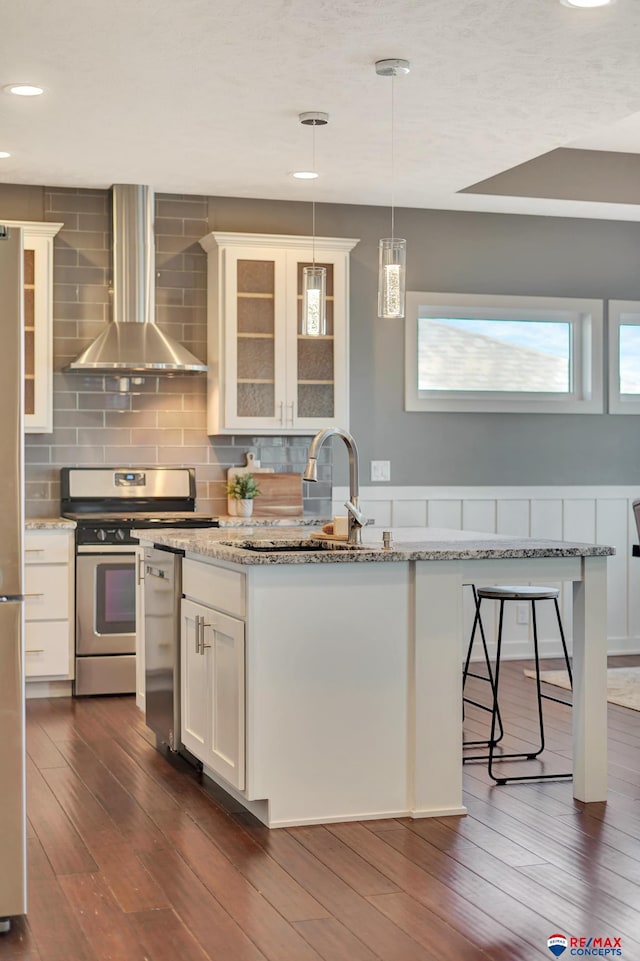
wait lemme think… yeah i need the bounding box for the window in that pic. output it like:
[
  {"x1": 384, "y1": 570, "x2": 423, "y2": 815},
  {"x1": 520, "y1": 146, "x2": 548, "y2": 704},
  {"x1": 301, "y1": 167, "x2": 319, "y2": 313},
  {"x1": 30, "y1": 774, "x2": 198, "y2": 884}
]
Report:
[
  {"x1": 608, "y1": 301, "x2": 640, "y2": 414},
  {"x1": 405, "y1": 292, "x2": 603, "y2": 414}
]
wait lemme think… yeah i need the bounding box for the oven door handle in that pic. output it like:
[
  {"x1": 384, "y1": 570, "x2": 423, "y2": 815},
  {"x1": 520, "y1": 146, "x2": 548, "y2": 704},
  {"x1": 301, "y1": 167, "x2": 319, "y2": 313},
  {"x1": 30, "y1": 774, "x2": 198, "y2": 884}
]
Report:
[{"x1": 76, "y1": 545, "x2": 137, "y2": 555}]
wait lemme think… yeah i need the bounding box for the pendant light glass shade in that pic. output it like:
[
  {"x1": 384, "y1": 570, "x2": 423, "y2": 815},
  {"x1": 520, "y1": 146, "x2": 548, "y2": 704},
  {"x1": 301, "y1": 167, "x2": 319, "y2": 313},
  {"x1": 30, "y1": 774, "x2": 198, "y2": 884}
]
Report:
[
  {"x1": 302, "y1": 265, "x2": 327, "y2": 335},
  {"x1": 299, "y1": 111, "x2": 328, "y2": 337},
  {"x1": 378, "y1": 238, "x2": 406, "y2": 320},
  {"x1": 375, "y1": 59, "x2": 410, "y2": 321},
  {"x1": 378, "y1": 237, "x2": 407, "y2": 320}
]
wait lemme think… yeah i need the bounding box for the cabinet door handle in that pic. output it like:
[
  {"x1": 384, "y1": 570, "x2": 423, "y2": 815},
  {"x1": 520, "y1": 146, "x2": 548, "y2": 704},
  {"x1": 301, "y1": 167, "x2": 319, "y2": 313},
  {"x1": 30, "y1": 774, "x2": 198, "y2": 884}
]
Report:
[
  {"x1": 25, "y1": 593, "x2": 44, "y2": 598},
  {"x1": 287, "y1": 401, "x2": 294, "y2": 426},
  {"x1": 26, "y1": 649, "x2": 45, "y2": 654},
  {"x1": 278, "y1": 400, "x2": 284, "y2": 426},
  {"x1": 137, "y1": 555, "x2": 145, "y2": 585},
  {"x1": 194, "y1": 614, "x2": 203, "y2": 655},
  {"x1": 25, "y1": 548, "x2": 44, "y2": 553}
]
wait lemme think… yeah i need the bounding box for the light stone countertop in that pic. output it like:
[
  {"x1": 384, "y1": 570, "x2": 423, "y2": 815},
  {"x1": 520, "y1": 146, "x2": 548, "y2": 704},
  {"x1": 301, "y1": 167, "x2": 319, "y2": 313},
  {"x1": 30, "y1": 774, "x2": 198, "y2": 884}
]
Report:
[
  {"x1": 217, "y1": 515, "x2": 329, "y2": 527},
  {"x1": 23, "y1": 516, "x2": 322, "y2": 530},
  {"x1": 134, "y1": 525, "x2": 615, "y2": 565},
  {"x1": 25, "y1": 517, "x2": 76, "y2": 530}
]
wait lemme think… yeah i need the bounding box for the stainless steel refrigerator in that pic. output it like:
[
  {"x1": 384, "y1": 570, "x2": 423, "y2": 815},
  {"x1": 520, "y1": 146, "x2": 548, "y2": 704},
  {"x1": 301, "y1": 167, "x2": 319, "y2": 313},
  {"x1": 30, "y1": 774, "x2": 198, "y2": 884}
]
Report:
[{"x1": 0, "y1": 224, "x2": 27, "y2": 932}]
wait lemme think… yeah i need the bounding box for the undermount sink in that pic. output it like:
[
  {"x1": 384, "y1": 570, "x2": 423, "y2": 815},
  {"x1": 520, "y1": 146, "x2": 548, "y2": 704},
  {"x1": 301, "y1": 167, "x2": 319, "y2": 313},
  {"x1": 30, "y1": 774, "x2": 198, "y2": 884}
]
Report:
[{"x1": 217, "y1": 538, "x2": 372, "y2": 552}]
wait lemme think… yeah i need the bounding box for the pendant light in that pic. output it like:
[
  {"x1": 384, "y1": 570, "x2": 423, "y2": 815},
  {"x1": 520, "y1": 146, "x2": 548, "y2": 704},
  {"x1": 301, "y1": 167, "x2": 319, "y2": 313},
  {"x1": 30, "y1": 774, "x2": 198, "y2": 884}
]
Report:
[
  {"x1": 299, "y1": 111, "x2": 328, "y2": 337},
  {"x1": 375, "y1": 58, "x2": 410, "y2": 320}
]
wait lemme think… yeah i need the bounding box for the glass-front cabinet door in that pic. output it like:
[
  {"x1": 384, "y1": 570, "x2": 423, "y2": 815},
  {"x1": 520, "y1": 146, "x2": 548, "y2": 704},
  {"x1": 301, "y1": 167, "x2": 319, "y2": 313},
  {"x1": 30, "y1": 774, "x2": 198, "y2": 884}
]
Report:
[
  {"x1": 201, "y1": 232, "x2": 358, "y2": 435},
  {"x1": 222, "y1": 246, "x2": 288, "y2": 430},
  {"x1": 287, "y1": 249, "x2": 348, "y2": 431},
  {"x1": 2, "y1": 220, "x2": 62, "y2": 434}
]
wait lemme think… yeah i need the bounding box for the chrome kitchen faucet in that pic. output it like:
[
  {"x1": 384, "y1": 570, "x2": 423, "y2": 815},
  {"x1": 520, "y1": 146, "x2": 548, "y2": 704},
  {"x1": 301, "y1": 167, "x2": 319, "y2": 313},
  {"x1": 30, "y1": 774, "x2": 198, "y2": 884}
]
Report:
[{"x1": 304, "y1": 427, "x2": 370, "y2": 545}]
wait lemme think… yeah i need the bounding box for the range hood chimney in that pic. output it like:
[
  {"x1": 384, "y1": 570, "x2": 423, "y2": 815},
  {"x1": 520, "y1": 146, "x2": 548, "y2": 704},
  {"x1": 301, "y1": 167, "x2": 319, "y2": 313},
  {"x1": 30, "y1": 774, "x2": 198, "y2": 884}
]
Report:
[{"x1": 64, "y1": 184, "x2": 207, "y2": 375}]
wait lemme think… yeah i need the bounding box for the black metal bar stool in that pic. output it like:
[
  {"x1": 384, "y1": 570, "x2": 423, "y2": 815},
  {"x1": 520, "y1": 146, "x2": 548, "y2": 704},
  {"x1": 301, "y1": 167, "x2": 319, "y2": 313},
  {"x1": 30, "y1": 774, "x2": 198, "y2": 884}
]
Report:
[
  {"x1": 470, "y1": 584, "x2": 573, "y2": 785},
  {"x1": 462, "y1": 584, "x2": 504, "y2": 752}
]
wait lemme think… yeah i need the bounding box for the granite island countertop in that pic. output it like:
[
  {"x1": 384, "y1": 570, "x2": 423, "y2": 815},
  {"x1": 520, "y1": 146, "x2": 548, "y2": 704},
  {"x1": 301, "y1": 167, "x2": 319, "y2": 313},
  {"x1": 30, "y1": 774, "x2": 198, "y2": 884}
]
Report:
[{"x1": 135, "y1": 525, "x2": 615, "y2": 565}]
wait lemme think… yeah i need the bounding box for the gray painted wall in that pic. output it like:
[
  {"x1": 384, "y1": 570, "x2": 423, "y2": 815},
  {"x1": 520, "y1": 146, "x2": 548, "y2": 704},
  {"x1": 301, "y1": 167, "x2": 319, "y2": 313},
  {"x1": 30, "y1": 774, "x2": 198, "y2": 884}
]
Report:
[
  {"x1": 208, "y1": 196, "x2": 640, "y2": 487},
  {"x1": 4, "y1": 182, "x2": 640, "y2": 492}
]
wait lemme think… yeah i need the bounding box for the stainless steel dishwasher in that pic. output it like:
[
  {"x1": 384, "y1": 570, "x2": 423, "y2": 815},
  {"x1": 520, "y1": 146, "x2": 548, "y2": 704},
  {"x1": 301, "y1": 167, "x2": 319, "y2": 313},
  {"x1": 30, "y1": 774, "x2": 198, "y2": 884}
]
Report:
[{"x1": 144, "y1": 545, "x2": 183, "y2": 751}]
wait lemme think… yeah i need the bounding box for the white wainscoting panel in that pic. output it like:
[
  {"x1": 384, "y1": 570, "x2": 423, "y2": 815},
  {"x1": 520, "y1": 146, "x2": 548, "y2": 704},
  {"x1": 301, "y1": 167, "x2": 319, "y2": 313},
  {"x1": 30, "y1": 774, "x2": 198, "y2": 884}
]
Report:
[
  {"x1": 428, "y1": 499, "x2": 462, "y2": 530},
  {"x1": 393, "y1": 500, "x2": 428, "y2": 528},
  {"x1": 462, "y1": 500, "x2": 496, "y2": 533},
  {"x1": 333, "y1": 485, "x2": 640, "y2": 660},
  {"x1": 497, "y1": 500, "x2": 530, "y2": 537},
  {"x1": 596, "y1": 499, "x2": 630, "y2": 645}
]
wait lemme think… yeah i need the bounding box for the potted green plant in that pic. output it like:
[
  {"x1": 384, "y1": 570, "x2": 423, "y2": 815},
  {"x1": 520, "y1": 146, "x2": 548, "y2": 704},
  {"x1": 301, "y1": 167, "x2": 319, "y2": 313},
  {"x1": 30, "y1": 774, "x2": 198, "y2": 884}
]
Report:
[{"x1": 226, "y1": 472, "x2": 261, "y2": 518}]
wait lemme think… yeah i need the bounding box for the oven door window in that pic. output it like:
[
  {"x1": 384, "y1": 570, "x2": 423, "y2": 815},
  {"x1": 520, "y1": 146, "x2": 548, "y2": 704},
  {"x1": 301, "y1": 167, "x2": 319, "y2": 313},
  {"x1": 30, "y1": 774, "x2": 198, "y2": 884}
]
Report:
[{"x1": 95, "y1": 563, "x2": 136, "y2": 635}]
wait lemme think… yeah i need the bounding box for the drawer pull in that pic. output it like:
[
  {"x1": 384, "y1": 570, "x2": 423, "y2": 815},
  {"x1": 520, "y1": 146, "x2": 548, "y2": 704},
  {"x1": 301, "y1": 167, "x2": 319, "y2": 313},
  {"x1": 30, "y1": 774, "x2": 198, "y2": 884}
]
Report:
[
  {"x1": 26, "y1": 649, "x2": 45, "y2": 655},
  {"x1": 25, "y1": 548, "x2": 45, "y2": 553},
  {"x1": 25, "y1": 593, "x2": 45, "y2": 598},
  {"x1": 194, "y1": 615, "x2": 212, "y2": 655}
]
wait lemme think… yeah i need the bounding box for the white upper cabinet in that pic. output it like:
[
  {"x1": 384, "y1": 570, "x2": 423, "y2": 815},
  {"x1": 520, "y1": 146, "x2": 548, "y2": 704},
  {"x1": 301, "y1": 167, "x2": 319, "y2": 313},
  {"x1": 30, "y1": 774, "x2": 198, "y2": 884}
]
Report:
[
  {"x1": 199, "y1": 231, "x2": 358, "y2": 434},
  {"x1": 4, "y1": 220, "x2": 62, "y2": 433}
]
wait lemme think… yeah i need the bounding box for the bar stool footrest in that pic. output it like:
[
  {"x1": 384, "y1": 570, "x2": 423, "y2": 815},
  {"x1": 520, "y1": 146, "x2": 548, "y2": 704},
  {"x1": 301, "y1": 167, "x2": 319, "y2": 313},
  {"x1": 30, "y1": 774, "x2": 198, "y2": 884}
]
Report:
[{"x1": 493, "y1": 772, "x2": 572, "y2": 785}]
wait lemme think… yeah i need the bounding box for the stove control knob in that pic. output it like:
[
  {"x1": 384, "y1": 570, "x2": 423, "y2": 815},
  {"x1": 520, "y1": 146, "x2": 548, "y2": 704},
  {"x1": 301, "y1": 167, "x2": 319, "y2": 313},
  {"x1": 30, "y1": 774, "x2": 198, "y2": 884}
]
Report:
[
  {"x1": 96, "y1": 529, "x2": 107, "y2": 542},
  {"x1": 115, "y1": 529, "x2": 127, "y2": 542}
]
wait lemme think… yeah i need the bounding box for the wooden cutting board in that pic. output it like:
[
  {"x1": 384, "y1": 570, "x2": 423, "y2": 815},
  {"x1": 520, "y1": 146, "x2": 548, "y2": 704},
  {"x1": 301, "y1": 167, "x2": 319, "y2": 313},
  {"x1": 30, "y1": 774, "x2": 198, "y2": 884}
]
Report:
[{"x1": 251, "y1": 473, "x2": 303, "y2": 517}]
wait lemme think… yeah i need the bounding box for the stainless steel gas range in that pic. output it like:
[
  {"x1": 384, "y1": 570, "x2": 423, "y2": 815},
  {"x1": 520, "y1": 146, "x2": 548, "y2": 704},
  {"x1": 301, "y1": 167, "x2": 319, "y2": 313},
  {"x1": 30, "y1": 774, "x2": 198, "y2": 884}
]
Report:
[{"x1": 61, "y1": 467, "x2": 218, "y2": 696}]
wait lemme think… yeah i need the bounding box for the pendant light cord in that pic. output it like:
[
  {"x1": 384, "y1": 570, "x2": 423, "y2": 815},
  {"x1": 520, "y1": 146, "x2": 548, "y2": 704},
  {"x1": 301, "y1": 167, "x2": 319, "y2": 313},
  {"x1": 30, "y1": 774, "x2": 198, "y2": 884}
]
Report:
[
  {"x1": 312, "y1": 119, "x2": 317, "y2": 268},
  {"x1": 391, "y1": 71, "x2": 395, "y2": 243}
]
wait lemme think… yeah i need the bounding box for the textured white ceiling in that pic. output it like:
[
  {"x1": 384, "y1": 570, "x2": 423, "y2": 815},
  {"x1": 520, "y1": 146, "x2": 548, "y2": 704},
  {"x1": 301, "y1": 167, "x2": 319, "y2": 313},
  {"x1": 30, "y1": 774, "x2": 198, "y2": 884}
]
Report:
[{"x1": 2, "y1": 0, "x2": 640, "y2": 219}]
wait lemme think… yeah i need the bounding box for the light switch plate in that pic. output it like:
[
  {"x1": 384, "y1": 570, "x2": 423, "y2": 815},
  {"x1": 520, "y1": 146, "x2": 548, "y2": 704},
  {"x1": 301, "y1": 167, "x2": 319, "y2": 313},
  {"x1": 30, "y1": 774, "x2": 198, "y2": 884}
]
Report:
[{"x1": 371, "y1": 460, "x2": 391, "y2": 482}]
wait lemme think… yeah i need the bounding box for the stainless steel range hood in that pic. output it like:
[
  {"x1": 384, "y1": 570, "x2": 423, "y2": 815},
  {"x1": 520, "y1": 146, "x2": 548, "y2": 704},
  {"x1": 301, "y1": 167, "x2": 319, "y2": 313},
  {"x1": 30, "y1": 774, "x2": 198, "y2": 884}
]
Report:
[{"x1": 64, "y1": 184, "x2": 207, "y2": 375}]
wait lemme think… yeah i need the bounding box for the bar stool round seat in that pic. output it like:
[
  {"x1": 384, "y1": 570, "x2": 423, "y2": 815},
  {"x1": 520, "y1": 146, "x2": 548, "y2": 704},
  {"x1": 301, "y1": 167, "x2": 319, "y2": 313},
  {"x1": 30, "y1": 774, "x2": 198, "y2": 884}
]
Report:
[
  {"x1": 477, "y1": 585, "x2": 560, "y2": 601},
  {"x1": 463, "y1": 583, "x2": 573, "y2": 785}
]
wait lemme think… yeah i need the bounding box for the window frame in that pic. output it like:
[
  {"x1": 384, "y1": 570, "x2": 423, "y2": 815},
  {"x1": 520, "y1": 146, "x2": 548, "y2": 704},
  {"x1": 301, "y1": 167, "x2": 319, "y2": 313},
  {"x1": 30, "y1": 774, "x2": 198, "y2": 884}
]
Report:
[
  {"x1": 404, "y1": 291, "x2": 603, "y2": 415},
  {"x1": 608, "y1": 300, "x2": 640, "y2": 415}
]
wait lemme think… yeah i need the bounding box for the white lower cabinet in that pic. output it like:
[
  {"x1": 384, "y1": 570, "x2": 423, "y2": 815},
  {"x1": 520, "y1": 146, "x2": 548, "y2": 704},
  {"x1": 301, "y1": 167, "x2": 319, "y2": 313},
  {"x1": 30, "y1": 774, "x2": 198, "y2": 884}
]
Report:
[
  {"x1": 181, "y1": 595, "x2": 245, "y2": 790},
  {"x1": 24, "y1": 530, "x2": 74, "y2": 682}
]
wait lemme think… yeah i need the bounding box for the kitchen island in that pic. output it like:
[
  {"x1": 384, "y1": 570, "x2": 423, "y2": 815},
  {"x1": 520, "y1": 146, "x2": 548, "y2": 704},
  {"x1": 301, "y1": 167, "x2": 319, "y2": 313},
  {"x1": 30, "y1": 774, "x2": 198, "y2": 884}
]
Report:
[{"x1": 137, "y1": 525, "x2": 613, "y2": 828}]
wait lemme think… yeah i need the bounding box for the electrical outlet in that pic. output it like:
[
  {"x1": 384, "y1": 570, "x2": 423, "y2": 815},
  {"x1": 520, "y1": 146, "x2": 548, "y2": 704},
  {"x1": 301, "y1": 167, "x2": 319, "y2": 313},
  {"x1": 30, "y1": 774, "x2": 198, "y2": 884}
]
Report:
[
  {"x1": 516, "y1": 604, "x2": 529, "y2": 625},
  {"x1": 370, "y1": 460, "x2": 391, "y2": 482}
]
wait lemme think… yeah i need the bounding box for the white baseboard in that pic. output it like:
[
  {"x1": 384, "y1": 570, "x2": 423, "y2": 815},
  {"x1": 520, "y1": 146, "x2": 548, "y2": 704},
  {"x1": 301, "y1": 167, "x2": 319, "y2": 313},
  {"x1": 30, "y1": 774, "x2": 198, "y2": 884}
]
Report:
[{"x1": 26, "y1": 679, "x2": 73, "y2": 699}]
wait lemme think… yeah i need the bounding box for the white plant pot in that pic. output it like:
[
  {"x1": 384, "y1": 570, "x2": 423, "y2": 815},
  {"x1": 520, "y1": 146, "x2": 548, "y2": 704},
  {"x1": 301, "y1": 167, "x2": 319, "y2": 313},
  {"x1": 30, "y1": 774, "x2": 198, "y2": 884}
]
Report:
[{"x1": 238, "y1": 499, "x2": 254, "y2": 518}]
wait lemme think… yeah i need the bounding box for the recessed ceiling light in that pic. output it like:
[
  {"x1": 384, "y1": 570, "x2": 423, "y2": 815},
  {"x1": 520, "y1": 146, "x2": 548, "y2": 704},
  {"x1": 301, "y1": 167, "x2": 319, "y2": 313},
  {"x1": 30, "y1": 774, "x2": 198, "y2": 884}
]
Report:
[
  {"x1": 0, "y1": 151, "x2": 11, "y2": 159},
  {"x1": 292, "y1": 171, "x2": 319, "y2": 180},
  {"x1": 4, "y1": 83, "x2": 44, "y2": 96},
  {"x1": 560, "y1": 0, "x2": 614, "y2": 7}
]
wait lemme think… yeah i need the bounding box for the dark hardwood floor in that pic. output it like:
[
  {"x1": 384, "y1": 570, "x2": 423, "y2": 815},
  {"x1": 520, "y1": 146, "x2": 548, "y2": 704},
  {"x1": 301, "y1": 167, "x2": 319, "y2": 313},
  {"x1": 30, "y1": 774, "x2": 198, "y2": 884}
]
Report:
[{"x1": 5, "y1": 656, "x2": 640, "y2": 961}]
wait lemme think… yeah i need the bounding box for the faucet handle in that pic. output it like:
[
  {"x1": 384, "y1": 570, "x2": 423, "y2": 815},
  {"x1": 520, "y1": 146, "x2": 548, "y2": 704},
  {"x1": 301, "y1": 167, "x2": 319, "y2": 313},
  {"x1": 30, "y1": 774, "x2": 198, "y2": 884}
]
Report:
[{"x1": 344, "y1": 501, "x2": 374, "y2": 528}]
